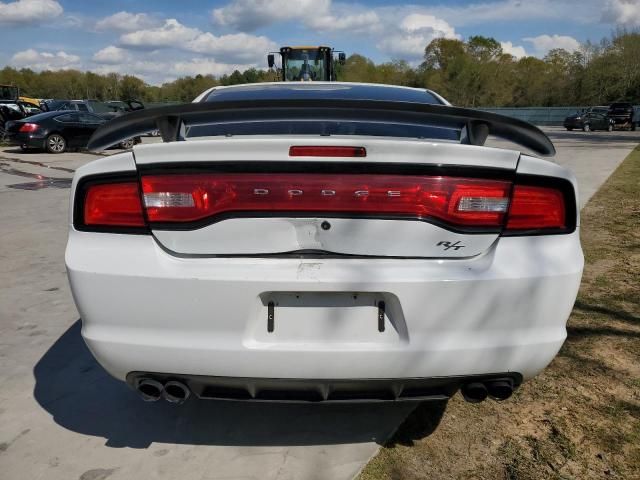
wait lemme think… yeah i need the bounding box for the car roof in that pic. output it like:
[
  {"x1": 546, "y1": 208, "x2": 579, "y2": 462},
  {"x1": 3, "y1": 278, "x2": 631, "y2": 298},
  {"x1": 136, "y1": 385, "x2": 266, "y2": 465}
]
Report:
[{"x1": 202, "y1": 82, "x2": 444, "y2": 105}]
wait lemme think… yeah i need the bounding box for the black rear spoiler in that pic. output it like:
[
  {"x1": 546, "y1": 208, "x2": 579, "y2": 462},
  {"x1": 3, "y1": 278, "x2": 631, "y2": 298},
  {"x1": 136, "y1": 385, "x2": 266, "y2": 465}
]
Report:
[{"x1": 87, "y1": 99, "x2": 555, "y2": 156}]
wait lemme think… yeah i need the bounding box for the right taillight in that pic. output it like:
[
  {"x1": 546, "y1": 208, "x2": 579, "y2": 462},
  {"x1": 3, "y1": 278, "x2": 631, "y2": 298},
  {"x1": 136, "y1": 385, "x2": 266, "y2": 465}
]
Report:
[{"x1": 505, "y1": 185, "x2": 566, "y2": 231}]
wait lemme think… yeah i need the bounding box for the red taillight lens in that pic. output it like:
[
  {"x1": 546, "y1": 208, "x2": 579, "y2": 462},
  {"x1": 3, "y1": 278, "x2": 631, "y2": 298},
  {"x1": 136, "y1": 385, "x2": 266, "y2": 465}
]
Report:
[
  {"x1": 289, "y1": 146, "x2": 366, "y2": 157},
  {"x1": 19, "y1": 123, "x2": 39, "y2": 133},
  {"x1": 505, "y1": 185, "x2": 566, "y2": 230},
  {"x1": 83, "y1": 182, "x2": 145, "y2": 227},
  {"x1": 141, "y1": 173, "x2": 511, "y2": 228}
]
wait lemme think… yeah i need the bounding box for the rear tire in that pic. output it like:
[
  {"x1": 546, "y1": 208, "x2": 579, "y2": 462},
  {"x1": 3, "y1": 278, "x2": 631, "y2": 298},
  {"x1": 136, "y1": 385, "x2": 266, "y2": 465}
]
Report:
[
  {"x1": 608, "y1": 124, "x2": 613, "y2": 132},
  {"x1": 46, "y1": 133, "x2": 66, "y2": 153},
  {"x1": 583, "y1": 123, "x2": 591, "y2": 132}
]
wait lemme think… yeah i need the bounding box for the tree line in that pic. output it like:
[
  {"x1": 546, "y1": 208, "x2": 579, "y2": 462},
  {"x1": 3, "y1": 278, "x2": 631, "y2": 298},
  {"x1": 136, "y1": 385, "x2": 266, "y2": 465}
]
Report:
[{"x1": 1, "y1": 31, "x2": 638, "y2": 107}]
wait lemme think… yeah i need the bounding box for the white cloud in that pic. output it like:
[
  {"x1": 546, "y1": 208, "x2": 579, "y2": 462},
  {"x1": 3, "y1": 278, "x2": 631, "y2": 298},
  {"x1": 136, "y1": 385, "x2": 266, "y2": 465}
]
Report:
[
  {"x1": 524, "y1": 34, "x2": 581, "y2": 56},
  {"x1": 119, "y1": 18, "x2": 202, "y2": 49},
  {"x1": 11, "y1": 49, "x2": 80, "y2": 70},
  {"x1": 173, "y1": 58, "x2": 255, "y2": 77},
  {"x1": 400, "y1": 13, "x2": 456, "y2": 34},
  {"x1": 500, "y1": 41, "x2": 528, "y2": 59},
  {"x1": 185, "y1": 32, "x2": 276, "y2": 62},
  {"x1": 212, "y1": 0, "x2": 380, "y2": 33},
  {"x1": 91, "y1": 60, "x2": 171, "y2": 79},
  {"x1": 377, "y1": 13, "x2": 459, "y2": 60},
  {"x1": 0, "y1": 0, "x2": 62, "y2": 25},
  {"x1": 95, "y1": 11, "x2": 160, "y2": 32},
  {"x1": 92, "y1": 46, "x2": 130, "y2": 64},
  {"x1": 426, "y1": 0, "x2": 601, "y2": 27},
  {"x1": 307, "y1": 10, "x2": 381, "y2": 33},
  {"x1": 90, "y1": 55, "x2": 255, "y2": 85},
  {"x1": 601, "y1": 0, "x2": 640, "y2": 26},
  {"x1": 118, "y1": 18, "x2": 275, "y2": 64},
  {"x1": 213, "y1": 0, "x2": 328, "y2": 30}
]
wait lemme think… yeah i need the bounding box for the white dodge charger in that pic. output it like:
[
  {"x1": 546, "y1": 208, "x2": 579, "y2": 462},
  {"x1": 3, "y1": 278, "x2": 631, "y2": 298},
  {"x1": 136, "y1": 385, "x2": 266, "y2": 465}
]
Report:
[{"x1": 66, "y1": 83, "x2": 583, "y2": 405}]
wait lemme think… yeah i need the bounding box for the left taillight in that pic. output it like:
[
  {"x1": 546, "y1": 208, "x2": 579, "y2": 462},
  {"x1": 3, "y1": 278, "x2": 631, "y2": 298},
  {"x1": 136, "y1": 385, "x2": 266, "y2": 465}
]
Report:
[
  {"x1": 505, "y1": 185, "x2": 566, "y2": 231},
  {"x1": 19, "y1": 123, "x2": 39, "y2": 133},
  {"x1": 80, "y1": 181, "x2": 146, "y2": 229}
]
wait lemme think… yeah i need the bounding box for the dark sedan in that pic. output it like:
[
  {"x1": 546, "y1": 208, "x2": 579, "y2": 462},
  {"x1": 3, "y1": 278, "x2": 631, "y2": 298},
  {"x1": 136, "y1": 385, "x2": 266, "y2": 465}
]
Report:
[
  {"x1": 3, "y1": 111, "x2": 138, "y2": 153},
  {"x1": 563, "y1": 107, "x2": 613, "y2": 132}
]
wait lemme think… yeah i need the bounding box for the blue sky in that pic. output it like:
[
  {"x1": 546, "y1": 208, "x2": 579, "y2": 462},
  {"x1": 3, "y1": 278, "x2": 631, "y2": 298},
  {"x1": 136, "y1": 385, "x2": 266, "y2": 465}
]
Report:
[{"x1": 0, "y1": 0, "x2": 638, "y2": 85}]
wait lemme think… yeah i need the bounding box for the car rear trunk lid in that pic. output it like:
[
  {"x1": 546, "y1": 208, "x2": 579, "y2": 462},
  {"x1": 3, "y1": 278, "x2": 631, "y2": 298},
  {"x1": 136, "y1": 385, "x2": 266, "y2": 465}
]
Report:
[{"x1": 133, "y1": 137, "x2": 519, "y2": 258}]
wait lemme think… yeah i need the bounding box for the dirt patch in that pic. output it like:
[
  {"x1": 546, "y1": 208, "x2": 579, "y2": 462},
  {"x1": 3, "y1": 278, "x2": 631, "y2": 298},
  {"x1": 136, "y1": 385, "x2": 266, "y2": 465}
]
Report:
[{"x1": 359, "y1": 147, "x2": 640, "y2": 480}]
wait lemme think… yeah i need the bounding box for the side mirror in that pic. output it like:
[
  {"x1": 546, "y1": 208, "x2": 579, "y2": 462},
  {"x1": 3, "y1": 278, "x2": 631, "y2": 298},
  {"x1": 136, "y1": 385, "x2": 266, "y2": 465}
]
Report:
[
  {"x1": 338, "y1": 52, "x2": 346, "y2": 65},
  {"x1": 267, "y1": 54, "x2": 275, "y2": 69}
]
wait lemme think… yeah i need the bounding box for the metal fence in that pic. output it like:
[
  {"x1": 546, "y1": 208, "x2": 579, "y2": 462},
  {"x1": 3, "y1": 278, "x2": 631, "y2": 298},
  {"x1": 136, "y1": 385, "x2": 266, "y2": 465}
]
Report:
[{"x1": 478, "y1": 106, "x2": 640, "y2": 126}]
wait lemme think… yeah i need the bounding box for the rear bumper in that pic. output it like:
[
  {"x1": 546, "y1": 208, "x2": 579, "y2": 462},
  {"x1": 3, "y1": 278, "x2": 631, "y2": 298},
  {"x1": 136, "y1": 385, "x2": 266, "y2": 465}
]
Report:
[
  {"x1": 563, "y1": 120, "x2": 581, "y2": 128},
  {"x1": 66, "y1": 230, "x2": 583, "y2": 384},
  {"x1": 610, "y1": 116, "x2": 634, "y2": 125},
  {"x1": 126, "y1": 372, "x2": 523, "y2": 402},
  {"x1": 3, "y1": 132, "x2": 46, "y2": 149}
]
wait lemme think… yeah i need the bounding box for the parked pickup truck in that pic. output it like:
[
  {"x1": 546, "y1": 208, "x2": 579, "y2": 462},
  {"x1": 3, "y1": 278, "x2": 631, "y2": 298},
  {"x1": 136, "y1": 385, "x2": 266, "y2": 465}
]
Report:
[{"x1": 608, "y1": 102, "x2": 637, "y2": 131}]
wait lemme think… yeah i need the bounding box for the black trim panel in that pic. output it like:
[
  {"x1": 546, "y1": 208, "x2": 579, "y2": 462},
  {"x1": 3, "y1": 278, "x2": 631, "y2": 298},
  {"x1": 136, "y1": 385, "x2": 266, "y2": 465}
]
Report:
[
  {"x1": 126, "y1": 372, "x2": 523, "y2": 403},
  {"x1": 136, "y1": 160, "x2": 516, "y2": 178}
]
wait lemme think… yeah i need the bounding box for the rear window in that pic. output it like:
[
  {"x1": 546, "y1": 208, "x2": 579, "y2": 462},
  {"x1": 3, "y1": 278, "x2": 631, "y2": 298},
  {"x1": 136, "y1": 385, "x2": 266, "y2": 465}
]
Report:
[
  {"x1": 193, "y1": 84, "x2": 453, "y2": 140},
  {"x1": 55, "y1": 113, "x2": 79, "y2": 123},
  {"x1": 88, "y1": 101, "x2": 111, "y2": 113},
  {"x1": 187, "y1": 120, "x2": 458, "y2": 141},
  {"x1": 46, "y1": 100, "x2": 69, "y2": 111},
  {"x1": 204, "y1": 84, "x2": 443, "y2": 104},
  {"x1": 609, "y1": 103, "x2": 632, "y2": 110}
]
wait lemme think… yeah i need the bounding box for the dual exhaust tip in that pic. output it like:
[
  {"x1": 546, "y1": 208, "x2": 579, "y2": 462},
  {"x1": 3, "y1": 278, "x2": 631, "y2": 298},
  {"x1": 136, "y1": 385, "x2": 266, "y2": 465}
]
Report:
[
  {"x1": 136, "y1": 378, "x2": 191, "y2": 404},
  {"x1": 461, "y1": 379, "x2": 514, "y2": 403}
]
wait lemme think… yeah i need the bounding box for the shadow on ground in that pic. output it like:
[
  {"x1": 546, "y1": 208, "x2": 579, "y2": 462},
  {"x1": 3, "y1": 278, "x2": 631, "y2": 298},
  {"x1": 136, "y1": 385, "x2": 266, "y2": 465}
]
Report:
[{"x1": 33, "y1": 321, "x2": 447, "y2": 449}]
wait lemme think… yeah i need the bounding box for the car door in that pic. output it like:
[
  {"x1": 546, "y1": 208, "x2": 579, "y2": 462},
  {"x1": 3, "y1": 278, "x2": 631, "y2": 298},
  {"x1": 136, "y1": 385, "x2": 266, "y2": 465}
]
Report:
[
  {"x1": 76, "y1": 113, "x2": 106, "y2": 147},
  {"x1": 594, "y1": 113, "x2": 608, "y2": 130},
  {"x1": 53, "y1": 113, "x2": 83, "y2": 146}
]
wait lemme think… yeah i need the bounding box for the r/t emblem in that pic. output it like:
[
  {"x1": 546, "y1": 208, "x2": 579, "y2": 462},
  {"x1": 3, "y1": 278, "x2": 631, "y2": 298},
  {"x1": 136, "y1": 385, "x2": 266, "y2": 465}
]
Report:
[{"x1": 436, "y1": 241, "x2": 465, "y2": 251}]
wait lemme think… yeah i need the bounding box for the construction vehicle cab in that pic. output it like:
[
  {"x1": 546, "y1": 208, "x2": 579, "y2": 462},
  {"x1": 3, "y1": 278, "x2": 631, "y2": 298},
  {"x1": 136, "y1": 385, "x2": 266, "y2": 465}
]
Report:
[
  {"x1": 1, "y1": 84, "x2": 19, "y2": 102},
  {"x1": 268, "y1": 46, "x2": 346, "y2": 82}
]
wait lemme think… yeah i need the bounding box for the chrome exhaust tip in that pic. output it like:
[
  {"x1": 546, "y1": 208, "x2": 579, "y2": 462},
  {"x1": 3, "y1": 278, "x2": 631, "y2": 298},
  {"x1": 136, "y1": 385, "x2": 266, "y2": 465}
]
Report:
[
  {"x1": 486, "y1": 379, "x2": 514, "y2": 401},
  {"x1": 162, "y1": 380, "x2": 191, "y2": 404},
  {"x1": 460, "y1": 382, "x2": 488, "y2": 403},
  {"x1": 136, "y1": 378, "x2": 164, "y2": 402}
]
